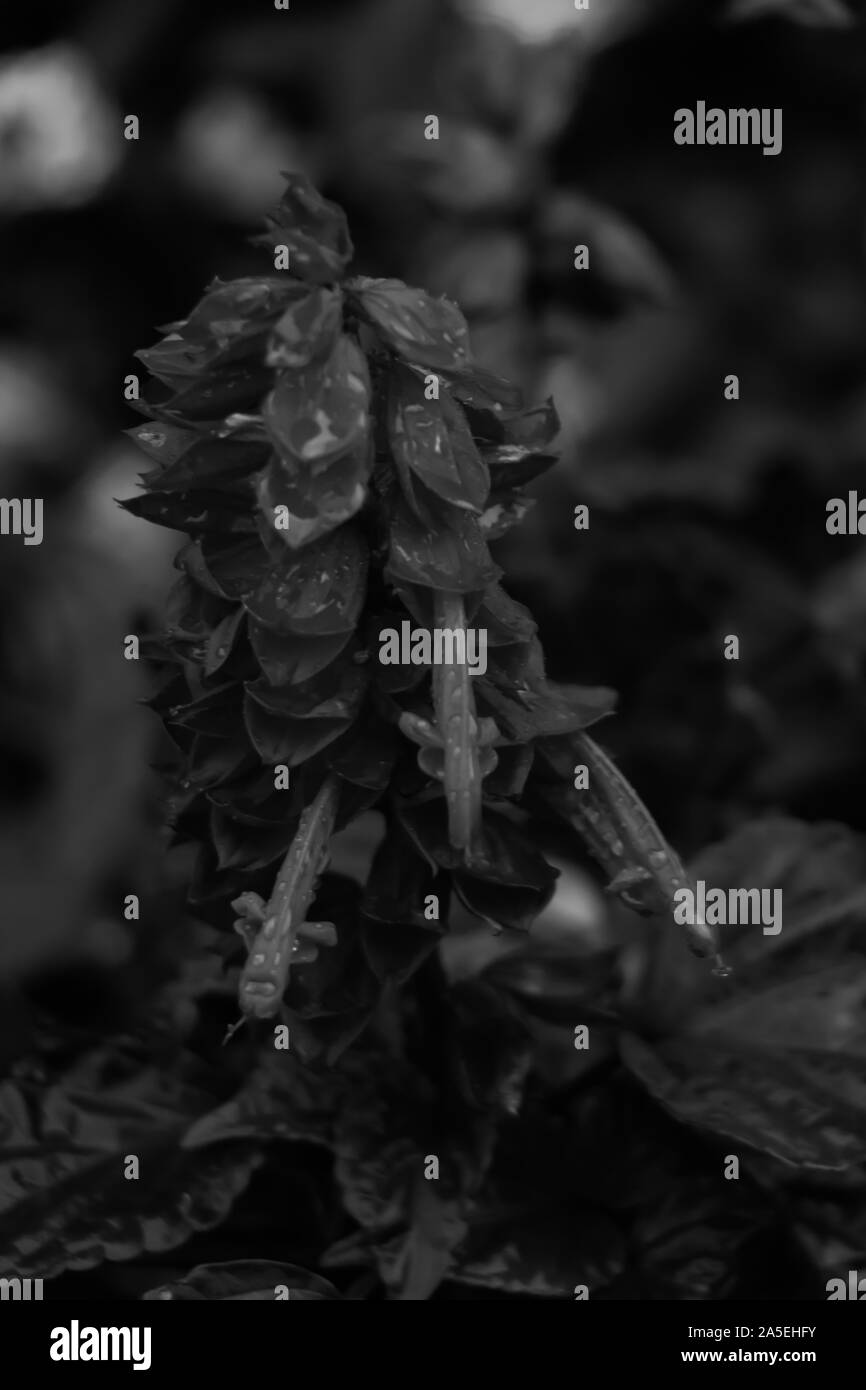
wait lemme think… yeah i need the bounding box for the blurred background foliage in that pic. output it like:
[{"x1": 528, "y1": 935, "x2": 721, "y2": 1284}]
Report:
[{"x1": 1, "y1": 0, "x2": 866, "y2": 1300}]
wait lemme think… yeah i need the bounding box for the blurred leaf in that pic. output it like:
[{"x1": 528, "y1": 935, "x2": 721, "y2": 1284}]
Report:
[
  {"x1": 725, "y1": 0, "x2": 853, "y2": 23},
  {"x1": 622, "y1": 982, "x2": 866, "y2": 1172},
  {"x1": 143, "y1": 1259, "x2": 342, "y2": 1301},
  {"x1": 541, "y1": 192, "x2": 674, "y2": 306},
  {"x1": 451, "y1": 1115, "x2": 626, "y2": 1297},
  {"x1": 0, "y1": 1027, "x2": 270, "y2": 1280}
]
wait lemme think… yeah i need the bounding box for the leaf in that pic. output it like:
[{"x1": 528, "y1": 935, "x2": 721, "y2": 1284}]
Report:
[
  {"x1": 350, "y1": 277, "x2": 471, "y2": 372},
  {"x1": 179, "y1": 276, "x2": 301, "y2": 361},
  {"x1": 0, "y1": 1028, "x2": 271, "y2": 1281},
  {"x1": 622, "y1": 962, "x2": 866, "y2": 1171},
  {"x1": 134, "y1": 335, "x2": 206, "y2": 387},
  {"x1": 196, "y1": 534, "x2": 268, "y2": 601},
  {"x1": 203, "y1": 607, "x2": 246, "y2": 678},
  {"x1": 498, "y1": 398, "x2": 560, "y2": 449},
  {"x1": 540, "y1": 192, "x2": 674, "y2": 306},
  {"x1": 209, "y1": 807, "x2": 293, "y2": 871},
  {"x1": 168, "y1": 684, "x2": 242, "y2": 738},
  {"x1": 445, "y1": 980, "x2": 531, "y2": 1118},
  {"x1": 480, "y1": 443, "x2": 558, "y2": 490},
  {"x1": 330, "y1": 1050, "x2": 482, "y2": 1299},
  {"x1": 119, "y1": 490, "x2": 257, "y2": 535},
  {"x1": 387, "y1": 363, "x2": 489, "y2": 513},
  {"x1": 474, "y1": 584, "x2": 538, "y2": 647},
  {"x1": 386, "y1": 493, "x2": 500, "y2": 594},
  {"x1": 142, "y1": 1260, "x2": 342, "y2": 1301},
  {"x1": 243, "y1": 524, "x2": 368, "y2": 637},
  {"x1": 248, "y1": 619, "x2": 353, "y2": 686},
  {"x1": 265, "y1": 285, "x2": 343, "y2": 369},
  {"x1": 725, "y1": 0, "x2": 853, "y2": 23},
  {"x1": 263, "y1": 334, "x2": 370, "y2": 468},
  {"x1": 244, "y1": 667, "x2": 366, "y2": 765},
  {"x1": 364, "y1": 115, "x2": 525, "y2": 216},
  {"x1": 138, "y1": 436, "x2": 270, "y2": 493},
  {"x1": 477, "y1": 663, "x2": 617, "y2": 742},
  {"x1": 125, "y1": 422, "x2": 199, "y2": 465},
  {"x1": 451, "y1": 1116, "x2": 626, "y2": 1298},
  {"x1": 361, "y1": 823, "x2": 444, "y2": 930},
  {"x1": 148, "y1": 361, "x2": 275, "y2": 424},
  {"x1": 187, "y1": 733, "x2": 257, "y2": 791},
  {"x1": 326, "y1": 717, "x2": 400, "y2": 792},
  {"x1": 397, "y1": 799, "x2": 558, "y2": 930},
  {"x1": 447, "y1": 364, "x2": 524, "y2": 415},
  {"x1": 181, "y1": 1044, "x2": 346, "y2": 1152},
  {"x1": 457, "y1": 392, "x2": 559, "y2": 450},
  {"x1": 637, "y1": 817, "x2": 866, "y2": 1033},
  {"x1": 254, "y1": 173, "x2": 354, "y2": 283},
  {"x1": 256, "y1": 443, "x2": 368, "y2": 549},
  {"x1": 244, "y1": 659, "x2": 366, "y2": 720},
  {"x1": 477, "y1": 942, "x2": 623, "y2": 1028}
]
